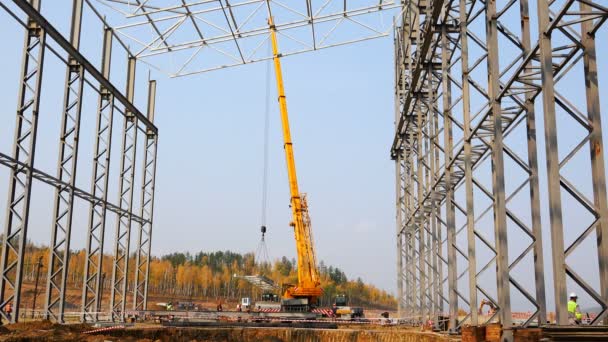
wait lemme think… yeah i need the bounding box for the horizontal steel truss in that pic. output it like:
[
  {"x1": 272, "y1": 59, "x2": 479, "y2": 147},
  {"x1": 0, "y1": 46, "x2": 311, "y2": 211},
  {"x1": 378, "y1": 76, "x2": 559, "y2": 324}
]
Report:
[
  {"x1": 394, "y1": 0, "x2": 608, "y2": 335},
  {"x1": 0, "y1": 0, "x2": 158, "y2": 323},
  {"x1": 93, "y1": 0, "x2": 401, "y2": 76}
]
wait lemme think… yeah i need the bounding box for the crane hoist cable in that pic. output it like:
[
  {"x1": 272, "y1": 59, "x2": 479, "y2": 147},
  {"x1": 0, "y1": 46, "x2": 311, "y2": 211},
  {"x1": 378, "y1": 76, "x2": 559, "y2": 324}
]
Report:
[
  {"x1": 260, "y1": 41, "x2": 272, "y2": 229},
  {"x1": 257, "y1": 42, "x2": 273, "y2": 266},
  {"x1": 255, "y1": 233, "x2": 271, "y2": 266}
]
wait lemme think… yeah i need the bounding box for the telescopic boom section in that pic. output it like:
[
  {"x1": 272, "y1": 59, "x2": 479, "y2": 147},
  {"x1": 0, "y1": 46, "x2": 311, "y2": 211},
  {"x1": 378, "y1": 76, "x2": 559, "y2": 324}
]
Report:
[{"x1": 268, "y1": 17, "x2": 322, "y2": 302}]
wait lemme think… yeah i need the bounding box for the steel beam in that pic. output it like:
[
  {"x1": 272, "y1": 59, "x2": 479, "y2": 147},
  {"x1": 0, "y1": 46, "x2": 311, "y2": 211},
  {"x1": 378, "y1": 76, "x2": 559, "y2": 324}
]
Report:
[
  {"x1": 0, "y1": 153, "x2": 149, "y2": 226},
  {"x1": 391, "y1": 0, "x2": 446, "y2": 157}
]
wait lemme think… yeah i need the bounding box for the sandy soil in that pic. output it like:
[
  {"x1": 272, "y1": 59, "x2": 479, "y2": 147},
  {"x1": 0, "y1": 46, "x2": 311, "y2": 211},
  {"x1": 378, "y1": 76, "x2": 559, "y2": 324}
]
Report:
[{"x1": 0, "y1": 321, "x2": 457, "y2": 342}]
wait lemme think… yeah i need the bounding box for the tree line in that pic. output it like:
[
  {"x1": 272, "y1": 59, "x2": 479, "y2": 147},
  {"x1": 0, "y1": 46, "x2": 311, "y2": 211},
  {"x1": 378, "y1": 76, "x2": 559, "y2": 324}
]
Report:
[{"x1": 18, "y1": 242, "x2": 396, "y2": 309}]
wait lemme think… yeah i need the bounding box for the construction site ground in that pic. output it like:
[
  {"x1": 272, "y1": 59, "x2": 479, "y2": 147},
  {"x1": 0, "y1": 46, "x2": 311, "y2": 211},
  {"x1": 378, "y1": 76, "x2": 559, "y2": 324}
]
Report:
[
  {"x1": 0, "y1": 320, "x2": 460, "y2": 342},
  {"x1": 16, "y1": 281, "x2": 396, "y2": 320}
]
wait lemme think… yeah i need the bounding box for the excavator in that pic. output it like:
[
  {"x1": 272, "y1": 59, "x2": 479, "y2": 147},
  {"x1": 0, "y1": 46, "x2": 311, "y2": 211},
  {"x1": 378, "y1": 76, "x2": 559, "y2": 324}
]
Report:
[
  {"x1": 478, "y1": 299, "x2": 497, "y2": 316},
  {"x1": 267, "y1": 16, "x2": 323, "y2": 312}
]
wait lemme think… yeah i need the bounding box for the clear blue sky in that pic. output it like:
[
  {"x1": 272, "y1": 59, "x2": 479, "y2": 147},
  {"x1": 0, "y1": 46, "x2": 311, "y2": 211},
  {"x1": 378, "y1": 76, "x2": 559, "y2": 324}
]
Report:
[{"x1": 149, "y1": 38, "x2": 397, "y2": 291}]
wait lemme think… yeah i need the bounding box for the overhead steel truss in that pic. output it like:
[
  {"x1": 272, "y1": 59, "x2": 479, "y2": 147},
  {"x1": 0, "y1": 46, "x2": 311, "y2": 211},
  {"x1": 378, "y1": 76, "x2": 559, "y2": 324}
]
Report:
[
  {"x1": 394, "y1": 0, "x2": 608, "y2": 338},
  {"x1": 0, "y1": 0, "x2": 159, "y2": 323},
  {"x1": 92, "y1": 0, "x2": 401, "y2": 76}
]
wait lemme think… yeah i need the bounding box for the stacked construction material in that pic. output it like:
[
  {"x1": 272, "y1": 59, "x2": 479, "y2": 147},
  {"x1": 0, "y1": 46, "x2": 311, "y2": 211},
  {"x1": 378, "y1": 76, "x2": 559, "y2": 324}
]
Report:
[{"x1": 541, "y1": 326, "x2": 608, "y2": 341}]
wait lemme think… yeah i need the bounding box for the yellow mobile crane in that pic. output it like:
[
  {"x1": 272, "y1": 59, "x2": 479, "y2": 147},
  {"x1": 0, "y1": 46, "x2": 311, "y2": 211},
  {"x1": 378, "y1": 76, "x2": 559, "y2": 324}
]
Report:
[{"x1": 268, "y1": 16, "x2": 323, "y2": 311}]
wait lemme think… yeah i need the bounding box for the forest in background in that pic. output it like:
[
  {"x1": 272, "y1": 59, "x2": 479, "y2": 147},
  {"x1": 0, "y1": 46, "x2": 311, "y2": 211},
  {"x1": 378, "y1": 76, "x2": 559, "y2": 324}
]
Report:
[{"x1": 19, "y1": 243, "x2": 396, "y2": 310}]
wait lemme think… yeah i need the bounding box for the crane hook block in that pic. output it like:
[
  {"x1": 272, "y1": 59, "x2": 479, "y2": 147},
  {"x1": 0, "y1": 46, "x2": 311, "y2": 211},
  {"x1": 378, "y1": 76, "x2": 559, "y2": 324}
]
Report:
[{"x1": 261, "y1": 225, "x2": 267, "y2": 234}]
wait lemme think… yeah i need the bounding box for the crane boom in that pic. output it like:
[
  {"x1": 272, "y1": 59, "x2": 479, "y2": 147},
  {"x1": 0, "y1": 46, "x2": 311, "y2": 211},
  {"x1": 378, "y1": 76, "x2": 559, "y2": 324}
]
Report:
[{"x1": 268, "y1": 17, "x2": 322, "y2": 303}]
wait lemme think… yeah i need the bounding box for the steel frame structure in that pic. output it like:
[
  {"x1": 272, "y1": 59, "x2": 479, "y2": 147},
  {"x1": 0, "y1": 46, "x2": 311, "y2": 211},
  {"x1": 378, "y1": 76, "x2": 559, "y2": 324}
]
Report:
[
  {"x1": 0, "y1": 0, "x2": 159, "y2": 323},
  {"x1": 1, "y1": 1, "x2": 606, "y2": 339},
  {"x1": 394, "y1": 0, "x2": 608, "y2": 339},
  {"x1": 0, "y1": 0, "x2": 398, "y2": 326}
]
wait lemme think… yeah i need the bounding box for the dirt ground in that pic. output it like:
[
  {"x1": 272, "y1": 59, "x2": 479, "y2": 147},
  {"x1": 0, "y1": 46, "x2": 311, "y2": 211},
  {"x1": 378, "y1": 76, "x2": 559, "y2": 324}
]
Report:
[
  {"x1": 0, "y1": 320, "x2": 96, "y2": 342},
  {"x1": 0, "y1": 321, "x2": 458, "y2": 342}
]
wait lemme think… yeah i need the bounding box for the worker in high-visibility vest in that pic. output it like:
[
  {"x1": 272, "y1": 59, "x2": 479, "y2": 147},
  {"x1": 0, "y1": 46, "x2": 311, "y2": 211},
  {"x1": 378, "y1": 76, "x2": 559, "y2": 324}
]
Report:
[{"x1": 568, "y1": 292, "x2": 582, "y2": 325}]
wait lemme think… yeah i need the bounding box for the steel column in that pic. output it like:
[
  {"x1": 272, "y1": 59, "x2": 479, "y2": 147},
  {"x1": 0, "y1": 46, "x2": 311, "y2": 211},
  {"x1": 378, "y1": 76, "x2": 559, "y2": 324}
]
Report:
[
  {"x1": 485, "y1": 0, "x2": 513, "y2": 339},
  {"x1": 396, "y1": 151, "x2": 405, "y2": 317},
  {"x1": 110, "y1": 57, "x2": 138, "y2": 322},
  {"x1": 536, "y1": 0, "x2": 568, "y2": 326},
  {"x1": 408, "y1": 128, "x2": 418, "y2": 320},
  {"x1": 395, "y1": 30, "x2": 405, "y2": 317},
  {"x1": 431, "y1": 106, "x2": 443, "y2": 321},
  {"x1": 44, "y1": 0, "x2": 85, "y2": 322},
  {"x1": 133, "y1": 80, "x2": 158, "y2": 310},
  {"x1": 580, "y1": 0, "x2": 608, "y2": 325},
  {"x1": 416, "y1": 97, "x2": 427, "y2": 323},
  {"x1": 457, "y1": 0, "x2": 478, "y2": 326},
  {"x1": 519, "y1": 0, "x2": 547, "y2": 326},
  {"x1": 443, "y1": 53, "x2": 458, "y2": 334},
  {"x1": 82, "y1": 26, "x2": 115, "y2": 322},
  {"x1": 426, "y1": 58, "x2": 439, "y2": 324},
  {"x1": 0, "y1": 0, "x2": 45, "y2": 323}
]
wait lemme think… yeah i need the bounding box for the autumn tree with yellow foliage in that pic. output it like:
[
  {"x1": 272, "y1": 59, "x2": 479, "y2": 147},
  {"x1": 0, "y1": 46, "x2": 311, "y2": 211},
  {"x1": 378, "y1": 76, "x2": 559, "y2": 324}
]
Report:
[{"x1": 20, "y1": 242, "x2": 396, "y2": 310}]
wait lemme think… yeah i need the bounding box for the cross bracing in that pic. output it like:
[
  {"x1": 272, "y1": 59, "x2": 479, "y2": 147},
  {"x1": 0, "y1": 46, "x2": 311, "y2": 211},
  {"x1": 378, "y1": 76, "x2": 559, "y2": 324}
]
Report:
[{"x1": 394, "y1": 0, "x2": 608, "y2": 339}]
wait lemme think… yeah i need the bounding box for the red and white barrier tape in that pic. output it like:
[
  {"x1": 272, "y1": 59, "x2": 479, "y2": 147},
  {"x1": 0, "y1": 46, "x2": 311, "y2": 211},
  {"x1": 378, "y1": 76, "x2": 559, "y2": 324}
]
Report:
[{"x1": 83, "y1": 325, "x2": 126, "y2": 334}]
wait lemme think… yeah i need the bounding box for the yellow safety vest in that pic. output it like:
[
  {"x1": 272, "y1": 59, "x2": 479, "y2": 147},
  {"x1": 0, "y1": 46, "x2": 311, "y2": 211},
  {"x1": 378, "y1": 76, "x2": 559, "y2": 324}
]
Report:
[{"x1": 568, "y1": 300, "x2": 582, "y2": 320}]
